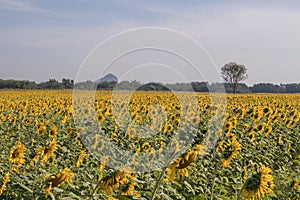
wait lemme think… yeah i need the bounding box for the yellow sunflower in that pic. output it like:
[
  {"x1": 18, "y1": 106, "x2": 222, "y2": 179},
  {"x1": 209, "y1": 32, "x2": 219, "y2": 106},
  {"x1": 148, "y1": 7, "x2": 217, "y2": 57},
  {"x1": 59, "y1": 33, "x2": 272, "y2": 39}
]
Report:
[
  {"x1": 221, "y1": 138, "x2": 241, "y2": 168},
  {"x1": 0, "y1": 172, "x2": 10, "y2": 196},
  {"x1": 165, "y1": 145, "x2": 204, "y2": 181},
  {"x1": 99, "y1": 156, "x2": 109, "y2": 180},
  {"x1": 242, "y1": 166, "x2": 275, "y2": 199},
  {"x1": 49, "y1": 124, "x2": 58, "y2": 138},
  {"x1": 100, "y1": 168, "x2": 133, "y2": 195},
  {"x1": 44, "y1": 168, "x2": 73, "y2": 197},
  {"x1": 76, "y1": 149, "x2": 88, "y2": 167},
  {"x1": 32, "y1": 139, "x2": 58, "y2": 165},
  {"x1": 9, "y1": 141, "x2": 26, "y2": 167},
  {"x1": 291, "y1": 179, "x2": 299, "y2": 193},
  {"x1": 121, "y1": 180, "x2": 136, "y2": 196},
  {"x1": 247, "y1": 130, "x2": 255, "y2": 143},
  {"x1": 163, "y1": 122, "x2": 173, "y2": 134},
  {"x1": 141, "y1": 142, "x2": 151, "y2": 153}
]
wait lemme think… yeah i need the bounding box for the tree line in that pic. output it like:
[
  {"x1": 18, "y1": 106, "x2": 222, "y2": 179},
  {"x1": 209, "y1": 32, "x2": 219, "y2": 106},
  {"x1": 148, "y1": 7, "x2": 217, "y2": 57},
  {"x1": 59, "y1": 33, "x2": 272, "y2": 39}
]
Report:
[
  {"x1": 0, "y1": 78, "x2": 74, "y2": 90},
  {"x1": 1, "y1": 78, "x2": 300, "y2": 93}
]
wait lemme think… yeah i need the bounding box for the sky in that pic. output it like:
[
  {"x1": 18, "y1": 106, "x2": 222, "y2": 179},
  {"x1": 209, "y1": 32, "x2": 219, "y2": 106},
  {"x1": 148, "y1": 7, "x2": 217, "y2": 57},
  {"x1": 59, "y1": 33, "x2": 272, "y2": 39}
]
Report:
[{"x1": 1, "y1": 0, "x2": 300, "y2": 85}]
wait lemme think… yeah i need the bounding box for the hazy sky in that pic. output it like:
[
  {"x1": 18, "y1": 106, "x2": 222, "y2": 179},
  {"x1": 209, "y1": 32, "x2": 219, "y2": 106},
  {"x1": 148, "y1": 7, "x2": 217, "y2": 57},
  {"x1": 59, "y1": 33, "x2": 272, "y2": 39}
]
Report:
[{"x1": 1, "y1": 0, "x2": 300, "y2": 85}]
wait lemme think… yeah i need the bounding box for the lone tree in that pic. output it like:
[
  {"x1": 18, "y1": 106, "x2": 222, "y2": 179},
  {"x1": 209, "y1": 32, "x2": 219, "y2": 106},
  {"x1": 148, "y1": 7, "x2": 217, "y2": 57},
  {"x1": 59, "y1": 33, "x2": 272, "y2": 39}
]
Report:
[{"x1": 221, "y1": 62, "x2": 248, "y2": 94}]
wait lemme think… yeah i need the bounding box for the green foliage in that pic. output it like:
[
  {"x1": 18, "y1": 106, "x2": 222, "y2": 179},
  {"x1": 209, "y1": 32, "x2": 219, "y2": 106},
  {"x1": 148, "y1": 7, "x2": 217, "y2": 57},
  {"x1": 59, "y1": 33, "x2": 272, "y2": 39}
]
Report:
[{"x1": 221, "y1": 62, "x2": 248, "y2": 94}]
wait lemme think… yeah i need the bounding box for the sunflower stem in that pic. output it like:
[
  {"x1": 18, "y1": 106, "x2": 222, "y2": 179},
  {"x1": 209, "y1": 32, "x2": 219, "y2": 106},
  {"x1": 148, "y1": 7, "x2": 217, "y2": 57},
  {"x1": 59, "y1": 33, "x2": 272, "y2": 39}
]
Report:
[
  {"x1": 150, "y1": 166, "x2": 167, "y2": 200},
  {"x1": 90, "y1": 181, "x2": 102, "y2": 197},
  {"x1": 16, "y1": 182, "x2": 33, "y2": 194},
  {"x1": 209, "y1": 178, "x2": 216, "y2": 200},
  {"x1": 236, "y1": 181, "x2": 246, "y2": 200}
]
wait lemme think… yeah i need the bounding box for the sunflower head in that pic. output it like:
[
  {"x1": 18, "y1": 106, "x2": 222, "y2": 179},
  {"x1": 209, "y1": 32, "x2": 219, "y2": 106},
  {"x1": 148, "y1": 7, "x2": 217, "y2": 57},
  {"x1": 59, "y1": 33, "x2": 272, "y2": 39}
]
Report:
[
  {"x1": 244, "y1": 173, "x2": 261, "y2": 190},
  {"x1": 9, "y1": 141, "x2": 26, "y2": 167},
  {"x1": 51, "y1": 168, "x2": 73, "y2": 187},
  {"x1": 242, "y1": 166, "x2": 275, "y2": 199},
  {"x1": 290, "y1": 179, "x2": 299, "y2": 192},
  {"x1": 49, "y1": 125, "x2": 58, "y2": 138}
]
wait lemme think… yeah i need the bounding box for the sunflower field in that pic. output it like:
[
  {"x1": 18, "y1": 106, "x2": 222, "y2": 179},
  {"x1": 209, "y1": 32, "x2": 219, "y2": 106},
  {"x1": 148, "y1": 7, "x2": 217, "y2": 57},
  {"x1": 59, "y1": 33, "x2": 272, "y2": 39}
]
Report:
[{"x1": 0, "y1": 90, "x2": 299, "y2": 200}]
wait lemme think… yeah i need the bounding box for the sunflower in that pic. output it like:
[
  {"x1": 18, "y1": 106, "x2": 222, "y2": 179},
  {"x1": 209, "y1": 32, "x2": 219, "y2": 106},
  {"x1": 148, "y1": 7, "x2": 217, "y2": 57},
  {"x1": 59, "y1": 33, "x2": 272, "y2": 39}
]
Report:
[
  {"x1": 51, "y1": 168, "x2": 73, "y2": 187},
  {"x1": 97, "y1": 113, "x2": 105, "y2": 123},
  {"x1": 121, "y1": 180, "x2": 136, "y2": 196},
  {"x1": 76, "y1": 149, "x2": 88, "y2": 167},
  {"x1": 141, "y1": 142, "x2": 151, "y2": 153},
  {"x1": 133, "y1": 114, "x2": 143, "y2": 123},
  {"x1": 224, "y1": 121, "x2": 233, "y2": 132},
  {"x1": 242, "y1": 167, "x2": 275, "y2": 199},
  {"x1": 220, "y1": 138, "x2": 241, "y2": 168},
  {"x1": 277, "y1": 135, "x2": 282, "y2": 144},
  {"x1": 291, "y1": 179, "x2": 299, "y2": 193},
  {"x1": 163, "y1": 122, "x2": 173, "y2": 134},
  {"x1": 165, "y1": 158, "x2": 188, "y2": 181},
  {"x1": 263, "y1": 125, "x2": 272, "y2": 136},
  {"x1": 49, "y1": 124, "x2": 58, "y2": 138},
  {"x1": 252, "y1": 111, "x2": 262, "y2": 122},
  {"x1": 61, "y1": 115, "x2": 67, "y2": 123},
  {"x1": 100, "y1": 168, "x2": 132, "y2": 195},
  {"x1": 243, "y1": 166, "x2": 248, "y2": 180},
  {"x1": 9, "y1": 141, "x2": 26, "y2": 167},
  {"x1": 231, "y1": 117, "x2": 238, "y2": 127},
  {"x1": 247, "y1": 130, "x2": 255, "y2": 143},
  {"x1": 190, "y1": 115, "x2": 200, "y2": 127},
  {"x1": 37, "y1": 125, "x2": 46, "y2": 135},
  {"x1": 44, "y1": 168, "x2": 73, "y2": 197},
  {"x1": 0, "y1": 172, "x2": 10, "y2": 196},
  {"x1": 165, "y1": 145, "x2": 203, "y2": 181},
  {"x1": 242, "y1": 123, "x2": 251, "y2": 133},
  {"x1": 32, "y1": 139, "x2": 58, "y2": 165},
  {"x1": 125, "y1": 126, "x2": 136, "y2": 138}
]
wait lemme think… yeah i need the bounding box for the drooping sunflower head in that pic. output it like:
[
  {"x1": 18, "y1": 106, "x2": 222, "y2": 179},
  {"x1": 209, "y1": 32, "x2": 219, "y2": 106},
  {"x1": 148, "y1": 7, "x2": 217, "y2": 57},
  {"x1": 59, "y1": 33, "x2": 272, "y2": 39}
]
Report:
[
  {"x1": 49, "y1": 124, "x2": 58, "y2": 138},
  {"x1": 76, "y1": 149, "x2": 88, "y2": 167},
  {"x1": 40, "y1": 139, "x2": 59, "y2": 164},
  {"x1": 221, "y1": 138, "x2": 241, "y2": 168},
  {"x1": 290, "y1": 179, "x2": 300, "y2": 193},
  {"x1": 242, "y1": 166, "x2": 275, "y2": 199},
  {"x1": 51, "y1": 168, "x2": 73, "y2": 187},
  {"x1": 100, "y1": 167, "x2": 133, "y2": 195},
  {"x1": 165, "y1": 158, "x2": 188, "y2": 182},
  {"x1": 177, "y1": 150, "x2": 198, "y2": 169},
  {"x1": 0, "y1": 172, "x2": 10, "y2": 196}
]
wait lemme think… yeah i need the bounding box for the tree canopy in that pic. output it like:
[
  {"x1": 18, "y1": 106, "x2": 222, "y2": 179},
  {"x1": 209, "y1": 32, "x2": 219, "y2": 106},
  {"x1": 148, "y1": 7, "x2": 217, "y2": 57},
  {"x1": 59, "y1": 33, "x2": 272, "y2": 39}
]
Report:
[
  {"x1": 1, "y1": 78, "x2": 300, "y2": 93},
  {"x1": 221, "y1": 62, "x2": 248, "y2": 94}
]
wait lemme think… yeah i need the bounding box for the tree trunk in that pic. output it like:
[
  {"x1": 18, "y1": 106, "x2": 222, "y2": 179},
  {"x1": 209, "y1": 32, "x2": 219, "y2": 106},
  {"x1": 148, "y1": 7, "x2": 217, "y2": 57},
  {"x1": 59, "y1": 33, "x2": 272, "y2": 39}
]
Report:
[{"x1": 233, "y1": 82, "x2": 237, "y2": 94}]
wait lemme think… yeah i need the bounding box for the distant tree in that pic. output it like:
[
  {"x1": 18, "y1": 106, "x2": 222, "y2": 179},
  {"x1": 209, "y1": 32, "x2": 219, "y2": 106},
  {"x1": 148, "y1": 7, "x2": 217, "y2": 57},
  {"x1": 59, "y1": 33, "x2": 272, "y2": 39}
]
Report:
[
  {"x1": 285, "y1": 83, "x2": 300, "y2": 93},
  {"x1": 252, "y1": 83, "x2": 278, "y2": 93},
  {"x1": 137, "y1": 83, "x2": 170, "y2": 91},
  {"x1": 61, "y1": 78, "x2": 74, "y2": 89},
  {"x1": 221, "y1": 62, "x2": 248, "y2": 94},
  {"x1": 39, "y1": 79, "x2": 61, "y2": 89},
  {"x1": 191, "y1": 82, "x2": 209, "y2": 92},
  {"x1": 115, "y1": 80, "x2": 142, "y2": 90},
  {"x1": 165, "y1": 82, "x2": 193, "y2": 91},
  {"x1": 225, "y1": 83, "x2": 251, "y2": 93},
  {"x1": 97, "y1": 81, "x2": 117, "y2": 90}
]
